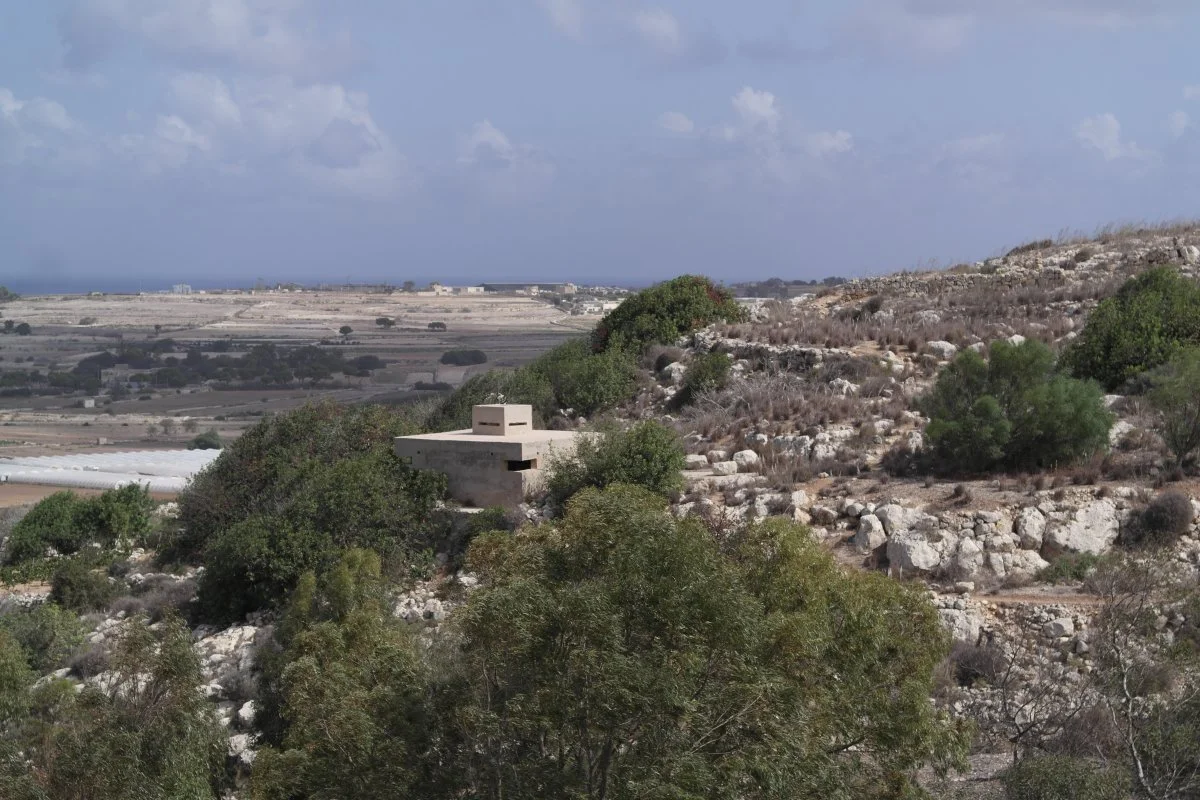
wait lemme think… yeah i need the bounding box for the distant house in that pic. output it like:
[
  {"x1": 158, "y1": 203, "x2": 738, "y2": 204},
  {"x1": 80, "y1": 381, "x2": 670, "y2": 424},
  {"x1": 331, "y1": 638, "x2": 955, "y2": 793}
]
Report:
[{"x1": 172, "y1": 284, "x2": 193, "y2": 295}]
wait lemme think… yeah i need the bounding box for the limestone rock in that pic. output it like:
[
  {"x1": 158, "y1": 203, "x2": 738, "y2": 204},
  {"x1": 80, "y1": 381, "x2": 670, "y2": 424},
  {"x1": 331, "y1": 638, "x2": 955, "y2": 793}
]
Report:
[
  {"x1": 684, "y1": 454, "x2": 709, "y2": 470},
  {"x1": 951, "y1": 538, "x2": 985, "y2": 579},
  {"x1": 1043, "y1": 617, "x2": 1075, "y2": 638},
  {"x1": 712, "y1": 461, "x2": 739, "y2": 477},
  {"x1": 875, "y1": 503, "x2": 938, "y2": 537},
  {"x1": 855, "y1": 514, "x2": 887, "y2": 553},
  {"x1": 237, "y1": 700, "x2": 257, "y2": 729},
  {"x1": 925, "y1": 340, "x2": 958, "y2": 360},
  {"x1": 938, "y1": 606, "x2": 985, "y2": 644},
  {"x1": 888, "y1": 529, "x2": 957, "y2": 575},
  {"x1": 661, "y1": 362, "x2": 687, "y2": 384},
  {"x1": 1044, "y1": 498, "x2": 1120, "y2": 556},
  {"x1": 732, "y1": 450, "x2": 760, "y2": 468},
  {"x1": 1016, "y1": 507, "x2": 1046, "y2": 550},
  {"x1": 810, "y1": 505, "x2": 838, "y2": 525}
]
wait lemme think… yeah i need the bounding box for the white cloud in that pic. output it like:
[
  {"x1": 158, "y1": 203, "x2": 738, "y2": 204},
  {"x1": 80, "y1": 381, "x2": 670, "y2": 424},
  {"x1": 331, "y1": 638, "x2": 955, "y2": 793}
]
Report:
[
  {"x1": 105, "y1": 72, "x2": 404, "y2": 195},
  {"x1": 0, "y1": 87, "x2": 85, "y2": 167},
  {"x1": 114, "y1": 114, "x2": 212, "y2": 174},
  {"x1": 656, "y1": 111, "x2": 694, "y2": 134},
  {"x1": 169, "y1": 72, "x2": 242, "y2": 128},
  {"x1": 805, "y1": 130, "x2": 854, "y2": 157},
  {"x1": 631, "y1": 8, "x2": 682, "y2": 55},
  {"x1": 458, "y1": 120, "x2": 554, "y2": 201},
  {"x1": 931, "y1": 133, "x2": 1012, "y2": 188},
  {"x1": 61, "y1": 0, "x2": 359, "y2": 79},
  {"x1": 1076, "y1": 113, "x2": 1152, "y2": 161},
  {"x1": 1185, "y1": 85, "x2": 1200, "y2": 100},
  {"x1": 537, "y1": 0, "x2": 584, "y2": 38},
  {"x1": 1169, "y1": 110, "x2": 1192, "y2": 138},
  {"x1": 731, "y1": 87, "x2": 780, "y2": 132},
  {"x1": 686, "y1": 87, "x2": 853, "y2": 186}
]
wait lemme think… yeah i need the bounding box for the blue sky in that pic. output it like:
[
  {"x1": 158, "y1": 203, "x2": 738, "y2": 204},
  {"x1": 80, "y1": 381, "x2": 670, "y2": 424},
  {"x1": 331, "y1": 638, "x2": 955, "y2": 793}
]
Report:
[{"x1": 2, "y1": 0, "x2": 1200, "y2": 291}]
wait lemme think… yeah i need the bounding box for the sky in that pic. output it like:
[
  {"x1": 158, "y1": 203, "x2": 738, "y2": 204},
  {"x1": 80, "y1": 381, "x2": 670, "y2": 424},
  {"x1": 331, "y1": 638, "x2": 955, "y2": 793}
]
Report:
[{"x1": 2, "y1": 0, "x2": 1200, "y2": 292}]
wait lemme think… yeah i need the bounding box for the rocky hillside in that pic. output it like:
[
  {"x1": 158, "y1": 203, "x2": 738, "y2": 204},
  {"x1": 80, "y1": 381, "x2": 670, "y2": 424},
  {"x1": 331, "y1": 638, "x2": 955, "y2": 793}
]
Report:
[
  {"x1": 3, "y1": 223, "x2": 1200, "y2": 798},
  {"x1": 629, "y1": 223, "x2": 1200, "y2": 790}
]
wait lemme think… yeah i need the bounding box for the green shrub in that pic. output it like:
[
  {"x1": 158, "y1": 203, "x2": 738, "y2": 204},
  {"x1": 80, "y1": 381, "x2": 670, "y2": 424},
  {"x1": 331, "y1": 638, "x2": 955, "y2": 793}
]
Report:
[
  {"x1": 82, "y1": 484, "x2": 153, "y2": 547},
  {"x1": 676, "y1": 351, "x2": 731, "y2": 406},
  {"x1": 5, "y1": 492, "x2": 85, "y2": 564},
  {"x1": 1037, "y1": 553, "x2": 1103, "y2": 584},
  {"x1": 544, "y1": 421, "x2": 685, "y2": 507},
  {"x1": 922, "y1": 340, "x2": 1112, "y2": 474},
  {"x1": 439, "y1": 349, "x2": 488, "y2": 366},
  {"x1": 531, "y1": 339, "x2": 639, "y2": 417},
  {"x1": 49, "y1": 560, "x2": 121, "y2": 613},
  {"x1": 1147, "y1": 346, "x2": 1200, "y2": 466},
  {"x1": 0, "y1": 602, "x2": 85, "y2": 672},
  {"x1": 20, "y1": 616, "x2": 227, "y2": 798},
  {"x1": 426, "y1": 368, "x2": 555, "y2": 431},
  {"x1": 177, "y1": 403, "x2": 446, "y2": 622},
  {"x1": 253, "y1": 551, "x2": 432, "y2": 799},
  {"x1": 1064, "y1": 267, "x2": 1200, "y2": 390},
  {"x1": 1001, "y1": 755, "x2": 1129, "y2": 800},
  {"x1": 187, "y1": 430, "x2": 222, "y2": 450},
  {"x1": 449, "y1": 486, "x2": 967, "y2": 798},
  {"x1": 4, "y1": 486, "x2": 151, "y2": 565},
  {"x1": 428, "y1": 339, "x2": 638, "y2": 429},
  {"x1": 592, "y1": 275, "x2": 746, "y2": 353}
]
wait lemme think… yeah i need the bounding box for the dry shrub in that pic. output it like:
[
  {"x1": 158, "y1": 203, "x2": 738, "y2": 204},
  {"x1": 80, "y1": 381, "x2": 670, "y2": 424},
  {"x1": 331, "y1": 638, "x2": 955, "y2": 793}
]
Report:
[
  {"x1": 1124, "y1": 490, "x2": 1194, "y2": 549},
  {"x1": 646, "y1": 345, "x2": 684, "y2": 373},
  {"x1": 69, "y1": 642, "x2": 110, "y2": 678},
  {"x1": 947, "y1": 641, "x2": 1006, "y2": 687}
]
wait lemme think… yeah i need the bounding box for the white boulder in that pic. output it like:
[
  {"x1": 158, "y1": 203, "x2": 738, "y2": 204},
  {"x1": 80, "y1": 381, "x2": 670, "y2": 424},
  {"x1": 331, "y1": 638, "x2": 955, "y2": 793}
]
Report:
[
  {"x1": 855, "y1": 514, "x2": 887, "y2": 553},
  {"x1": 732, "y1": 450, "x2": 760, "y2": 468},
  {"x1": 925, "y1": 341, "x2": 959, "y2": 360},
  {"x1": 1044, "y1": 498, "x2": 1120, "y2": 555},
  {"x1": 1015, "y1": 507, "x2": 1046, "y2": 550}
]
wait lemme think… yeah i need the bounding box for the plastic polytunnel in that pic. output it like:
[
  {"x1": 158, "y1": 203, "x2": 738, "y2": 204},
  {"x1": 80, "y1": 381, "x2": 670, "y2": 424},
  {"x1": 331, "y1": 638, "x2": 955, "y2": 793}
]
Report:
[{"x1": 0, "y1": 450, "x2": 222, "y2": 493}]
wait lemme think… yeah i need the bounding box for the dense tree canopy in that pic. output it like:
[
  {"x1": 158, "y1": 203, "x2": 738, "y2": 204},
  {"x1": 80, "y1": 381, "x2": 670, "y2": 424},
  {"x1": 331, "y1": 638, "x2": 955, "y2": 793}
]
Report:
[
  {"x1": 254, "y1": 486, "x2": 967, "y2": 799},
  {"x1": 1064, "y1": 266, "x2": 1200, "y2": 390},
  {"x1": 922, "y1": 340, "x2": 1112, "y2": 474},
  {"x1": 592, "y1": 275, "x2": 746, "y2": 353},
  {"x1": 0, "y1": 616, "x2": 226, "y2": 800},
  {"x1": 544, "y1": 420, "x2": 685, "y2": 507},
  {"x1": 176, "y1": 402, "x2": 446, "y2": 622},
  {"x1": 428, "y1": 338, "x2": 639, "y2": 430},
  {"x1": 4, "y1": 485, "x2": 153, "y2": 565}
]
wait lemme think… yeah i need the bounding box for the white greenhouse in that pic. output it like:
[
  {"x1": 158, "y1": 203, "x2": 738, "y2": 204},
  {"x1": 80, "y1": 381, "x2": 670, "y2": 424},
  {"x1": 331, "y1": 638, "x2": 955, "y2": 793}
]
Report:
[{"x1": 0, "y1": 450, "x2": 221, "y2": 493}]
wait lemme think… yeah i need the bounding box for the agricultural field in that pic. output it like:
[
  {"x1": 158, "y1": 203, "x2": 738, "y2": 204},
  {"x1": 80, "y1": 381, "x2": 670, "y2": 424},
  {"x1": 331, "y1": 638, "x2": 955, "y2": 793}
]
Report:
[{"x1": 0, "y1": 290, "x2": 587, "y2": 461}]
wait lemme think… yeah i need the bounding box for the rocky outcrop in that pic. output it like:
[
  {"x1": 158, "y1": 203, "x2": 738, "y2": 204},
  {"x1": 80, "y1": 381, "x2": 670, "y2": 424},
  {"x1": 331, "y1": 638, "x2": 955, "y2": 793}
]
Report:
[{"x1": 1042, "y1": 498, "x2": 1121, "y2": 556}]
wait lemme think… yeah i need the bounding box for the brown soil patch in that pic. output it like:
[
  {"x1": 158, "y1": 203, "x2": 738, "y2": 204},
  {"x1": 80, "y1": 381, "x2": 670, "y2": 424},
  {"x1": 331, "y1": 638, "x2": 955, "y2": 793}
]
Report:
[{"x1": 0, "y1": 484, "x2": 176, "y2": 508}]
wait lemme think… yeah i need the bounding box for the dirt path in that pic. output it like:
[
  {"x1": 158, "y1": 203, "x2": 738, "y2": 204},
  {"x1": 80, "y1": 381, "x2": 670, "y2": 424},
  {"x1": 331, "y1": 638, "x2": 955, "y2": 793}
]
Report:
[{"x1": 979, "y1": 589, "x2": 1105, "y2": 607}]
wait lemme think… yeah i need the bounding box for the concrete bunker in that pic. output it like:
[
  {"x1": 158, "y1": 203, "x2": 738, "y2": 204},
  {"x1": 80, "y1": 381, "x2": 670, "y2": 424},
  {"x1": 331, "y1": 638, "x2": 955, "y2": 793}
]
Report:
[{"x1": 394, "y1": 404, "x2": 578, "y2": 508}]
